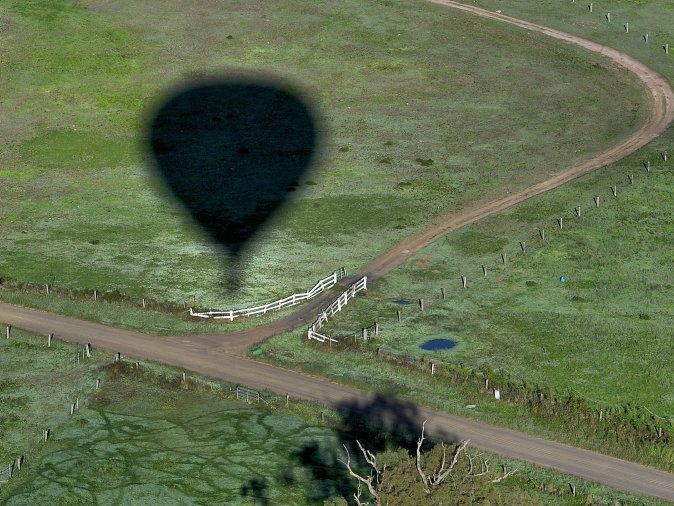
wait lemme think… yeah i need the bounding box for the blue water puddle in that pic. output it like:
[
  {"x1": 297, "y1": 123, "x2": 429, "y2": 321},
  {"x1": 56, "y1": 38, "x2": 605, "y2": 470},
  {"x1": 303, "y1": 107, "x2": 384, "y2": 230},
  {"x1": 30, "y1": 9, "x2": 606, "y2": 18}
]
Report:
[
  {"x1": 420, "y1": 339, "x2": 457, "y2": 351},
  {"x1": 392, "y1": 299, "x2": 412, "y2": 305}
]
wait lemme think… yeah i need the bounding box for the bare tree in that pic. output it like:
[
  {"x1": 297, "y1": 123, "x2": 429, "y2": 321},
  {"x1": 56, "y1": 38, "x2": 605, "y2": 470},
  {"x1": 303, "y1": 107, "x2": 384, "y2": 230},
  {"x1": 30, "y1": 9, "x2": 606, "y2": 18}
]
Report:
[
  {"x1": 338, "y1": 441, "x2": 383, "y2": 506},
  {"x1": 338, "y1": 421, "x2": 516, "y2": 504},
  {"x1": 416, "y1": 420, "x2": 515, "y2": 491}
]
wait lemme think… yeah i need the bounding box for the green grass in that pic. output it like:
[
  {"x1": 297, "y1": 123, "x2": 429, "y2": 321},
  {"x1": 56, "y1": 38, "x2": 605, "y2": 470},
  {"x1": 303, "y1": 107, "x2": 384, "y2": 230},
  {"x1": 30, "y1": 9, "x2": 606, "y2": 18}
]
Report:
[
  {"x1": 0, "y1": 374, "x2": 342, "y2": 504},
  {"x1": 0, "y1": 0, "x2": 647, "y2": 312},
  {"x1": 0, "y1": 328, "x2": 109, "y2": 466},
  {"x1": 0, "y1": 332, "x2": 665, "y2": 505},
  {"x1": 260, "y1": 0, "x2": 674, "y2": 475},
  {"x1": 288, "y1": 152, "x2": 674, "y2": 414}
]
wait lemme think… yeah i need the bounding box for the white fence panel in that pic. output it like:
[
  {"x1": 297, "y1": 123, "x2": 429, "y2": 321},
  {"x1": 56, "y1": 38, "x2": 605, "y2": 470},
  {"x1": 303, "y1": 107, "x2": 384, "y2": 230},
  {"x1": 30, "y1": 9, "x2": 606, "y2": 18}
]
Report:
[
  {"x1": 190, "y1": 267, "x2": 347, "y2": 320},
  {"x1": 307, "y1": 276, "x2": 367, "y2": 343}
]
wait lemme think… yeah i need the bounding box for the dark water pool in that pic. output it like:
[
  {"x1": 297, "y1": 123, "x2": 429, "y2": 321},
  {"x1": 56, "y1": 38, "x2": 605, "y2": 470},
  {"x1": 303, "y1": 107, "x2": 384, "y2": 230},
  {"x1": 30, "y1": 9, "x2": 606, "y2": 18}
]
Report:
[
  {"x1": 420, "y1": 339, "x2": 457, "y2": 351},
  {"x1": 392, "y1": 299, "x2": 412, "y2": 305}
]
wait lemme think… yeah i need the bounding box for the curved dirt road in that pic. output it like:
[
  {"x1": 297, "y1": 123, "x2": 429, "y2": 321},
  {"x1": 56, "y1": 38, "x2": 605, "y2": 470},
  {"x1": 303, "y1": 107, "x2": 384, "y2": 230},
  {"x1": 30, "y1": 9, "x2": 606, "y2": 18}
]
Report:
[
  {"x1": 2, "y1": 0, "x2": 674, "y2": 502},
  {"x1": 194, "y1": 0, "x2": 673, "y2": 352}
]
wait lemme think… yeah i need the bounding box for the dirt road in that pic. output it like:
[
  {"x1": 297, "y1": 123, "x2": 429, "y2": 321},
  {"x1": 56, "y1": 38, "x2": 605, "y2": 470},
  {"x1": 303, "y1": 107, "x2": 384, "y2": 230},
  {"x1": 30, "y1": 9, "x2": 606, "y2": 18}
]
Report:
[
  {"x1": 2, "y1": 301, "x2": 674, "y2": 501},
  {"x1": 192, "y1": 0, "x2": 673, "y2": 351},
  {"x1": 2, "y1": 0, "x2": 674, "y2": 501}
]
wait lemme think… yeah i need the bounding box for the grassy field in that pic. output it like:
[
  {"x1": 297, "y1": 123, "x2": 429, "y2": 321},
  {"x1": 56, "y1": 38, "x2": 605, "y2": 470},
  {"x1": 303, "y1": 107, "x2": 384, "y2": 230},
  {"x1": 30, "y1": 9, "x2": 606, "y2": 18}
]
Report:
[
  {"x1": 0, "y1": 331, "x2": 665, "y2": 505},
  {"x1": 0, "y1": 0, "x2": 647, "y2": 314},
  {"x1": 260, "y1": 0, "x2": 674, "y2": 474},
  {"x1": 0, "y1": 327, "x2": 108, "y2": 467},
  {"x1": 285, "y1": 148, "x2": 674, "y2": 414}
]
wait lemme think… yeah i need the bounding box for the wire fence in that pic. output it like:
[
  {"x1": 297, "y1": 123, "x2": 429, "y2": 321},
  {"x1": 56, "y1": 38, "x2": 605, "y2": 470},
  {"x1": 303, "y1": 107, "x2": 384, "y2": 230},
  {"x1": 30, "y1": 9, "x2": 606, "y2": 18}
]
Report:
[{"x1": 190, "y1": 267, "x2": 347, "y2": 320}]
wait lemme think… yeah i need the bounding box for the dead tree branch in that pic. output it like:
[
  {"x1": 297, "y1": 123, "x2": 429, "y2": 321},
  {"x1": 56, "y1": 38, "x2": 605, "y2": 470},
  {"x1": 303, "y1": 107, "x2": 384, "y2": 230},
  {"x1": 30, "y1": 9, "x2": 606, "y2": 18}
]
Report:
[{"x1": 338, "y1": 443, "x2": 381, "y2": 506}]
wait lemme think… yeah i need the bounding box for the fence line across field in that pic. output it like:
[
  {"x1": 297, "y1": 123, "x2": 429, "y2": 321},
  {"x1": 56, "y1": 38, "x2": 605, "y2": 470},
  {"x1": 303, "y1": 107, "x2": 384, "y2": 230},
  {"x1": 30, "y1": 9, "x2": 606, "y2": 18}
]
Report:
[
  {"x1": 190, "y1": 267, "x2": 347, "y2": 320},
  {"x1": 308, "y1": 276, "x2": 367, "y2": 343},
  {"x1": 235, "y1": 385, "x2": 262, "y2": 404}
]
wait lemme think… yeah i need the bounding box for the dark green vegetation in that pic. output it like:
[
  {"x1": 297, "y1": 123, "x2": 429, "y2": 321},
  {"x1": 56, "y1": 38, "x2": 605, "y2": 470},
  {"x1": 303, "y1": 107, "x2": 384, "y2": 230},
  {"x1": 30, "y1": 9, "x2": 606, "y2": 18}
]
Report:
[
  {"x1": 0, "y1": 0, "x2": 647, "y2": 313},
  {"x1": 0, "y1": 331, "x2": 663, "y2": 505},
  {"x1": 262, "y1": 0, "x2": 674, "y2": 475}
]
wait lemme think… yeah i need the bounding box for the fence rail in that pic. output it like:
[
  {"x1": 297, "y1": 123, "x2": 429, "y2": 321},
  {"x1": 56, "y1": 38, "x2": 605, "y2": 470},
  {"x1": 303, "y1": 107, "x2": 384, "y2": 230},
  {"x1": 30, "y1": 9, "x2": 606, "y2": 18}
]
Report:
[
  {"x1": 235, "y1": 385, "x2": 262, "y2": 403},
  {"x1": 190, "y1": 267, "x2": 347, "y2": 320},
  {"x1": 308, "y1": 276, "x2": 367, "y2": 343}
]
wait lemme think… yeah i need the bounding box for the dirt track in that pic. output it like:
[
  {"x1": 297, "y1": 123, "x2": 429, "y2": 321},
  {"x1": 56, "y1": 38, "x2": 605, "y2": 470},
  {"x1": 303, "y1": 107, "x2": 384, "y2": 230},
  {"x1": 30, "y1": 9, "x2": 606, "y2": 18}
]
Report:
[
  {"x1": 3, "y1": 301, "x2": 674, "y2": 501},
  {"x1": 190, "y1": 0, "x2": 673, "y2": 353},
  {"x1": 2, "y1": 0, "x2": 674, "y2": 501}
]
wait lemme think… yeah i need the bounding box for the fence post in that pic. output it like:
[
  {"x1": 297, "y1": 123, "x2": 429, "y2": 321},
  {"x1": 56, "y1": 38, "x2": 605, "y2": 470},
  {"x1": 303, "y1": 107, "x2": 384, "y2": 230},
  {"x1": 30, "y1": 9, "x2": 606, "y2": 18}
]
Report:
[
  {"x1": 440, "y1": 287, "x2": 445, "y2": 300},
  {"x1": 461, "y1": 276, "x2": 467, "y2": 289},
  {"x1": 557, "y1": 217, "x2": 563, "y2": 229},
  {"x1": 588, "y1": 3, "x2": 592, "y2": 13},
  {"x1": 142, "y1": 298, "x2": 146, "y2": 309},
  {"x1": 501, "y1": 252, "x2": 507, "y2": 264},
  {"x1": 594, "y1": 196, "x2": 600, "y2": 207},
  {"x1": 519, "y1": 241, "x2": 526, "y2": 253},
  {"x1": 645, "y1": 160, "x2": 651, "y2": 172},
  {"x1": 5, "y1": 325, "x2": 10, "y2": 339},
  {"x1": 482, "y1": 264, "x2": 487, "y2": 276},
  {"x1": 431, "y1": 363, "x2": 436, "y2": 375},
  {"x1": 286, "y1": 394, "x2": 289, "y2": 408},
  {"x1": 611, "y1": 185, "x2": 617, "y2": 197},
  {"x1": 645, "y1": 33, "x2": 649, "y2": 44},
  {"x1": 85, "y1": 343, "x2": 91, "y2": 358},
  {"x1": 396, "y1": 310, "x2": 401, "y2": 323},
  {"x1": 625, "y1": 22, "x2": 629, "y2": 33},
  {"x1": 628, "y1": 174, "x2": 634, "y2": 185},
  {"x1": 362, "y1": 327, "x2": 368, "y2": 340},
  {"x1": 94, "y1": 290, "x2": 97, "y2": 301},
  {"x1": 48, "y1": 333, "x2": 53, "y2": 347},
  {"x1": 375, "y1": 323, "x2": 379, "y2": 336},
  {"x1": 418, "y1": 298, "x2": 424, "y2": 311},
  {"x1": 539, "y1": 229, "x2": 545, "y2": 240},
  {"x1": 96, "y1": 378, "x2": 101, "y2": 389},
  {"x1": 574, "y1": 207, "x2": 581, "y2": 217}
]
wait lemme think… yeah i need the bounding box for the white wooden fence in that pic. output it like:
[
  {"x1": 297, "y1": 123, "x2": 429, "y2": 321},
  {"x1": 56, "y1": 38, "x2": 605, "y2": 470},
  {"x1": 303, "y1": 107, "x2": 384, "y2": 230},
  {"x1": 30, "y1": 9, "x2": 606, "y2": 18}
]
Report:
[
  {"x1": 307, "y1": 276, "x2": 367, "y2": 343},
  {"x1": 190, "y1": 267, "x2": 347, "y2": 320}
]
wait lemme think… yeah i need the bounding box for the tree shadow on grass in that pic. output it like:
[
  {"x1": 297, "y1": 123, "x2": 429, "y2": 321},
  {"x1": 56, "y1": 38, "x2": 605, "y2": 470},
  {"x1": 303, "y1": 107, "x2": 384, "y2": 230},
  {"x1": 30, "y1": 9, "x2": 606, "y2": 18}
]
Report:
[
  {"x1": 240, "y1": 476, "x2": 270, "y2": 505},
  {"x1": 283, "y1": 394, "x2": 459, "y2": 503}
]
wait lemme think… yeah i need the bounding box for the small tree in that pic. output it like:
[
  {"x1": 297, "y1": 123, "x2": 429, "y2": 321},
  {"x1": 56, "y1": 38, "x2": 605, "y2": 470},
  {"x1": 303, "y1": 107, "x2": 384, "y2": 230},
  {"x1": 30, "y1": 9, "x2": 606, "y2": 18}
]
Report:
[{"x1": 336, "y1": 421, "x2": 516, "y2": 506}]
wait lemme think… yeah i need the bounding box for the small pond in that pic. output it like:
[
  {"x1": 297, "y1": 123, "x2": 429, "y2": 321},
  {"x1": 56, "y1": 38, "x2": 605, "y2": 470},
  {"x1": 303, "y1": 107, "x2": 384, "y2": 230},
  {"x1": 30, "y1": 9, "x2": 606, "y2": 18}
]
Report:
[
  {"x1": 392, "y1": 299, "x2": 412, "y2": 305},
  {"x1": 420, "y1": 339, "x2": 457, "y2": 351}
]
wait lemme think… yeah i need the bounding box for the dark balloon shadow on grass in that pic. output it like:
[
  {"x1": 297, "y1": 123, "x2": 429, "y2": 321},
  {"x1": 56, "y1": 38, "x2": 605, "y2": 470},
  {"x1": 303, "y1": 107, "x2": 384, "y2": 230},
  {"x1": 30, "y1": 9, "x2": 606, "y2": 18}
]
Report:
[{"x1": 146, "y1": 73, "x2": 320, "y2": 291}]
